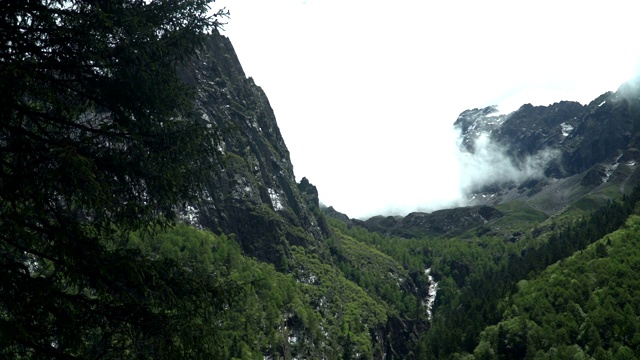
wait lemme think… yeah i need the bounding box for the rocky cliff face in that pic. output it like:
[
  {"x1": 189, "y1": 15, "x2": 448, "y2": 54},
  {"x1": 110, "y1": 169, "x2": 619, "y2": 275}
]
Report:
[
  {"x1": 457, "y1": 79, "x2": 640, "y2": 180},
  {"x1": 179, "y1": 31, "x2": 326, "y2": 266},
  {"x1": 448, "y1": 78, "x2": 640, "y2": 225},
  {"x1": 560, "y1": 81, "x2": 640, "y2": 175}
]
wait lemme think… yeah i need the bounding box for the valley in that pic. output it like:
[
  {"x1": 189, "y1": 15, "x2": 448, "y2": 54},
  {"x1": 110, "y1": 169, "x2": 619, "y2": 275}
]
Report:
[{"x1": 3, "y1": 5, "x2": 640, "y2": 358}]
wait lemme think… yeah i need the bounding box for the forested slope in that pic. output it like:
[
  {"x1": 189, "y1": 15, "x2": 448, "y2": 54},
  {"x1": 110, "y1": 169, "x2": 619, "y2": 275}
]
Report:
[
  {"x1": 472, "y1": 213, "x2": 640, "y2": 359},
  {"x1": 419, "y1": 186, "x2": 640, "y2": 359},
  {"x1": 119, "y1": 222, "x2": 429, "y2": 359},
  {"x1": 93, "y1": 181, "x2": 640, "y2": 359}
]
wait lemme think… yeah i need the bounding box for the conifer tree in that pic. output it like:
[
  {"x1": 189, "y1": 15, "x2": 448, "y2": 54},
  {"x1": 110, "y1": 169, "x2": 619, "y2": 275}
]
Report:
[{"x1": 0, "y1": 1, "x2": 233, "y2": 358}]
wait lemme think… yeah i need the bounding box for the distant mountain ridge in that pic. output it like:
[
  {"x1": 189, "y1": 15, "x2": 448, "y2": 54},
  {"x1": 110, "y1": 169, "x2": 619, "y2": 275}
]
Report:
[
  {"x1": 327, "y1": 77, "x2": 640, "y2": 239},
  {"x1": 459, "y1": 78, "x2": 640, "y2": 204},
  {"x1": 457, "y1": 79, "x2": 640, "y2": 179}
]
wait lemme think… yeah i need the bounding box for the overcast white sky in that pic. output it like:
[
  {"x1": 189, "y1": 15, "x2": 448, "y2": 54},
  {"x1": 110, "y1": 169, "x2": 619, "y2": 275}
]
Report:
[{"x1": 213, "y1": 0, "x2": 640, "y2": 219}]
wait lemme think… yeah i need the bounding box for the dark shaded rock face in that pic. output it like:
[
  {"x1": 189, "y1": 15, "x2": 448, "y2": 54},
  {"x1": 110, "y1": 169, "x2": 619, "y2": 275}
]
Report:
[
  {"x1": 398, "y1": 206, "x2": 503, "y2": 238},
  {"x1": 560, "y1": 83, "x2": 640, "y2": 175},
  {"x1": 340, "y1": 205, "x2": 504, "y2": 239},
  {"x1": 399, "y1": 206, "x2": 503, "y2": 237},
  {"x1": 491, "y1": 101, "x2": 586, "y2": 163},
  {"x1": 180, "y1": 32, "x2": 324, "y2": 265},
  {"x1": 454, "y1": 106, "x2": 508, "y2": 153},
  {"x1": 457, "y1": 79, "x2": 640, "y2": 181},
  {"x1": 323, "y1": 206, "x2": 351, "y2": 223}
]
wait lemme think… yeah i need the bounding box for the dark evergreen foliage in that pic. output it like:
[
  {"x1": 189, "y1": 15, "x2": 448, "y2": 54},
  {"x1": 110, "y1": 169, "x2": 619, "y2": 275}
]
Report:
[
  {"x1": 418, "y1": 185, "x2": 640, "y2": 359},
  {"x1": 0, "y1": 1, "x2": 232, "y2": 358}
]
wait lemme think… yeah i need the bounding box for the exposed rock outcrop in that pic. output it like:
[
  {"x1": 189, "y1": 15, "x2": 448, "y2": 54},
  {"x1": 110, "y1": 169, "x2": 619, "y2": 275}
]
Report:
[
  {"x1": 457, "y1": 78, "x2": 640, "y2": 180},
  {"x1": 180, "y1": 31, "x2": 325, "y2": 265},
  {"x1": 455, "y1": 77, "x2": 640, "y2": 212},
  {"x1": 336, "y1": 205, "x2": 503, "y2": 239}
]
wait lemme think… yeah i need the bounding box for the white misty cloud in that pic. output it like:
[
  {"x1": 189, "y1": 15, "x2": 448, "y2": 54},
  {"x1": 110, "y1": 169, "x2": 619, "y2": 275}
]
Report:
[
  {"x1": 457, "y1": 131, "x2": 559, "y2": 195},
  {"x1": 336, "y1": 126, "x2": 561, "y2": 219}
]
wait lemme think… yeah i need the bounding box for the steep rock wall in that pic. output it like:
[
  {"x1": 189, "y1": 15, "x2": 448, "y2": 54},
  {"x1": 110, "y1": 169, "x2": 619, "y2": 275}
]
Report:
[{"x1": 180, "y1": 31, "x2": 326, "y2": 265}]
